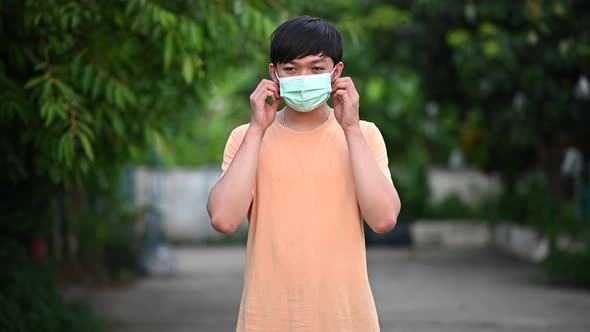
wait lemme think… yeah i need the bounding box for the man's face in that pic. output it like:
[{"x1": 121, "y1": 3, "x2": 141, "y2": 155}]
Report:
[{"x1": 271, "y1": 54, "x2": 337, "y2": 79}]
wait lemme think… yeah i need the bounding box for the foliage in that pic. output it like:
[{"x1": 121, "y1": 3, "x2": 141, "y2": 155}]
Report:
[
  {"x1": 1, "y1": 0, "x2": 280, "y2": 185},
  {"x1": 0, "y1": 0, "x2": 285, "y2": 247},
  {"x1": 494, "y1": 172, "x2": 555, "y2": 231},
  {"x1": 545, "y1": 245, "x2": 590, "y2": 288},
  {"x1": 424, "y1": 194, "x2": 486, "y2": 221},
  {"x1": 385, "y1": 0, "x2": 590, "y2": 184},
  {"x1": 0, "y1": 239, "x2": 103, "y2": 332},
  {"x1": 0, "y1": 0, "x2": 285, "y2": 327}
]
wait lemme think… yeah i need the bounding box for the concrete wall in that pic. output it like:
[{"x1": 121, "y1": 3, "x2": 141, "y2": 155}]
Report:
[
  {"x1": 133, "y1": 167, "x2": 235, "y2": 242},
  {"x1": 132, "y1": 166, "x2": 501, "y2": 243},
  {"x1": 427, "y1": 167, "x2": 502, "y2": 205},
  {"x1": 411, "y1": 220, "x2": 491, "y2": 248}
]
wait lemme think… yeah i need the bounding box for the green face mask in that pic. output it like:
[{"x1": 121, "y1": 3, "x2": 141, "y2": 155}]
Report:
[{"x1": 276, "y1": 67, "x2": 337, "y2": 112}]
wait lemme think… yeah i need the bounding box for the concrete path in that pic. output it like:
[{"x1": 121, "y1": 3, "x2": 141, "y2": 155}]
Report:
[{"x1": 76, "y1": 247, "x2": 590, "y2": 332}]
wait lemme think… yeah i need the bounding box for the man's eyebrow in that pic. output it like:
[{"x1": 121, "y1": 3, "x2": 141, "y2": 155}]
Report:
[
  {"x1": 310, "y1": 56, "x2": 328, "y2": 64},
  {"x1": 285, "y1": 56, "x2": 328, "y2": 65}
]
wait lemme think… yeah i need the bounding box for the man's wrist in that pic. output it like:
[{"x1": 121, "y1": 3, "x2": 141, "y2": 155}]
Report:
[
  {"x1": 246, "y1": 124, "x2": 267, "y2": 139},
  {"x1": 343, "y1": 124, "x2": 362, "y2": 137}
]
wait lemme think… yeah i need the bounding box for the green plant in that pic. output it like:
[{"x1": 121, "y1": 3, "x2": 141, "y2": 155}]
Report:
[
  {"x1": 545, "y1": 247, "x2": 590, "y2": 288},
  {"x1": 425, "y1": 194, "x2": 478, "y2": 220},
  {"x1": 392, "y1": 163, "x2": 429, "y2": 222},
  {"x1": 494, "y1": 172, "x2": 554, "y2": 232},
  {"x1": 0, "y1": 239, "x2": 103, "y2": 332}
]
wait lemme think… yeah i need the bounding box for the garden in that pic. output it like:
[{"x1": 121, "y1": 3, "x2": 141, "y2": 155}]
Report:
[{"x1": 1, "y1": 0, "x2": 589, "y2": 330}]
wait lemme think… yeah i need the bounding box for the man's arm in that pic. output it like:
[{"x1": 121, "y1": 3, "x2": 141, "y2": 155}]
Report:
[
  {"x1": 207, "y1": 126, "x2": 264, "y2": 234},
  {"x1": 344, "y1": 126, "x2": 400, "y2": 234},
  {"x1": 331, "y1": 75, "x2": 400, "y2": 234},
  {"x1": 207, "y1": 78, "x2": 281, "y2": 235}
]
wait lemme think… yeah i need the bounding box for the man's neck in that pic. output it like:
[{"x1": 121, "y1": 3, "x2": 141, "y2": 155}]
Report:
[{"x1": 282, "y1": 104, "x2": 331, "y2": 131}]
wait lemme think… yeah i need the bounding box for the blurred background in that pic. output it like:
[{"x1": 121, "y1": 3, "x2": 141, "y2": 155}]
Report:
[{"x1": 1, "y1": 0, "x2": 590, "y2": 331}]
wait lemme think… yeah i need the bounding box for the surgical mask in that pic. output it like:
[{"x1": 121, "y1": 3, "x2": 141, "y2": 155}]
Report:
[{"x1": 276, "y1": 66, "x2": 337, "y2": 112}]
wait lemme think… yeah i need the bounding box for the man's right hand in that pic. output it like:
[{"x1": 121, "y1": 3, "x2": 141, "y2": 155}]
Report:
[{"x1": 249, "y1": 79, "x2": 281, "y2": 132}]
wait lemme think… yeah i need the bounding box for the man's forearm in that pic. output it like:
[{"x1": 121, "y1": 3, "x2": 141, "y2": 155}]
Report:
[
  {"x1": 344, "y1": 127, "x2": 400, "y2": 234},
  {"x1": 207, "y1": 126, "x2": 265, "y2": 234}
]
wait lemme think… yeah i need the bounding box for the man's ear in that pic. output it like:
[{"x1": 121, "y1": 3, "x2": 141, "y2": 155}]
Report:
[
  {"x1": 333, "y1": 62, "x2": 344, "y2": 80},
  {"x1": 269, "y1": 63, "x2": 278, "y2": 83}
]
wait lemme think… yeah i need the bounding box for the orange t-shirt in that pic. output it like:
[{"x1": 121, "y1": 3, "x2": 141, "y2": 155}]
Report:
[{"x1": 221, "y1": 110, "x2": 391, "y2": 332}]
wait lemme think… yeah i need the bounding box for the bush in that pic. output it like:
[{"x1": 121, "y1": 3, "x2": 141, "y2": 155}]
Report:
[
  {"x1": 425, "y1": 194, "x2": 478, "y2": 220},
  {"x1": 0, "y1": 239, "x2": 103, "y2": 332},
  {"x1": 495, "y1": 173, "x2": 554, "y2": 232},
  {"x1": 545, "y1": 248, "x2": 590, "y2": 288}
]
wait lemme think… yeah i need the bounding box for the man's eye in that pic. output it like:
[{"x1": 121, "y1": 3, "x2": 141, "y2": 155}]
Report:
[
  {"x1": 284, "y1": 67, "x2": 295, "y2": 71},
  {"x1": 313, "y1": 67, "x2": 325, "y2": 71}
]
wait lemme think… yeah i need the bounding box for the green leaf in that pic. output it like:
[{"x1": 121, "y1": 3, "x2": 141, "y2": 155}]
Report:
[
  {"x1": 82, "y1": 66, "x2": 93, "y2": 93},
  {"x1": 78, "y1": 121, "x2": 94, "y2": 140},
  {"x1": 114, "y1": 86, "x2": 125, "y2": 109},
  {"x1": 71, "y1": 53, "x2": 83, "y2": 78},
  {"x1": 91, "y1": 74, "x2": 103, "y2": 99},
  {"x1": 483, "y1": 40, "x2": 501, "y2": 58},
  {"x1": 189, "y1": 25, "x2": 203, "y2": 50},
  {"x1": 110, "y1": 112, "x2": 125, "y2": 135},
  {"x1": 105, "y1": 81, "x2": 114, "y2": 103},
  {"x1": 34, "y1": 62, "x2": 47, "y2": 71},
  {"x1": 42, "y1": 102, "x2": 55, "y2": 126},
  {"x1": 41, "y1": 80, "x2": 53, "y2": 100},
  {"x1": 182, "y1": 54, "x2": 194, "y2": 83},
  {"x1": 78, "y1": 133, "x2": 95, "y2": 161},
  {"x1": 45, "y1": 110, "x2": 55, "y2": 127},
  {"x1": 25, "y1": 75, "x2": 46, "y2": 89},
  {"x1": 55, "y1": 80, "x2": 76, "y2": 99},
  {"x1": 479, "y1": 22, "x2": 497, "y2": 36},
  {"x1": 122, "y1": 87, "x2": 137, "y2": 105},
  {"x1": 447, "y1": 29, "x2": 471, "y2": 48},
  {"x1": 164, "y1": 34, "x2": 175, "y2": 71},
  {"x1": 58, "y1": 134, "x2": 71, "y2": 164}
]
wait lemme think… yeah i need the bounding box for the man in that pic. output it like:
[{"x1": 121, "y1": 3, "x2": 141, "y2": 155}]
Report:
[{"x1": 207, "y1": 15, "x2": 401, "y2": 332}]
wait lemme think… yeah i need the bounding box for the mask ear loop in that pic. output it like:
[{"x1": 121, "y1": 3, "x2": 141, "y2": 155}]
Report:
[{"x1": 330, "y1": 62, "x2": 341, "y2": 81}]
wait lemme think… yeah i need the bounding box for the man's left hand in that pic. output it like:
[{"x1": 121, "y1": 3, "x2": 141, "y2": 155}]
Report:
[{"x1": 332, "y1": 77, "x2": 360, "y2": 133}]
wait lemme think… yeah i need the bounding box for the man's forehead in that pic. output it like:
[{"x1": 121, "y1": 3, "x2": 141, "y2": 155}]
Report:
[{"x1": 287, "y1": 54, "x2": 329, "y2": 64}]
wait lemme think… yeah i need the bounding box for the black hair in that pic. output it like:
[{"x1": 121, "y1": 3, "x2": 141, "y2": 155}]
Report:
[{"x1": 270, "y1": 16, "x2": 343, "y2": 66}]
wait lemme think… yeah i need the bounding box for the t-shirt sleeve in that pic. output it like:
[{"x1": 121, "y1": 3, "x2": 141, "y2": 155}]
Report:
[
  {"x1": 220, "y1": 125, "x2": 255, "y2": 196},
  {"x1": 221, "y1": 126, "x2": 246, "y2": 176},
  {"x1": 364, "y1": 122, "x2": 393, "y2": 183}
]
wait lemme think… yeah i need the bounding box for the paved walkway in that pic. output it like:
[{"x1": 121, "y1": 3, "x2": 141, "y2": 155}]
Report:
[{"x1": 75, "y1": 247, "x2": 590, "y2": 332}]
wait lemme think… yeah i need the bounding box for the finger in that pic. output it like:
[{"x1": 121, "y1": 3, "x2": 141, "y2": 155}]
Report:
[
  {"x1": 258, "y1": 80, "x2": 279, "y2": 100},
  {"x1": 264, "y1": 90, "x2": 278, "y2": 103},
  {"x1": 332, "y1": 89, "x2": 351, "y2": 105},
  {"x1": 267, "y1": 85, "x2": 280, "y2": 100},
  {"x1": 267, "y1": 97, "x2": 282, "y2": 111},
  {"x1": 333, "y1": 87, "x2": 359, "y2": 103},
  {"x1": 331, "y1": 77, "x2": 351, "y2": 88},
  {"x1": 257, "y1": 79, "x2": 279, "y2": 92},
  {"x1": 332, "y1": 78, "x2": 358, "y2": 97},
  {"x1": 331, "y1": 89, "x2": 342, "y2": 107}
]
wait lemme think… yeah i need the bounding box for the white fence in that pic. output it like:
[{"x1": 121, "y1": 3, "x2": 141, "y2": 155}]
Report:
[
  {"x1": 133, "y1": 166, "x2": 233, "y2": 242},
  {"x1": 132, "y1": 166, "x2": 500, "y2": 243}
]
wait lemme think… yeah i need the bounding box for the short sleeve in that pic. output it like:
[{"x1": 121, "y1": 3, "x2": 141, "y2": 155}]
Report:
[
  {"x1": 221, "y1": 125, "x2": 248, "y2": 176},
  {"x1": 362, "y1": 122, "x2": 393, "y2": 183},
  {"x1": 220, "y1": 124, "x2": 255, "y2": 196}
]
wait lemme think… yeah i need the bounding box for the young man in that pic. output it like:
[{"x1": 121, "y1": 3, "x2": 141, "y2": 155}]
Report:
[{"x1": 207, "y1": 16, "x2": 401, "y2": 332}]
